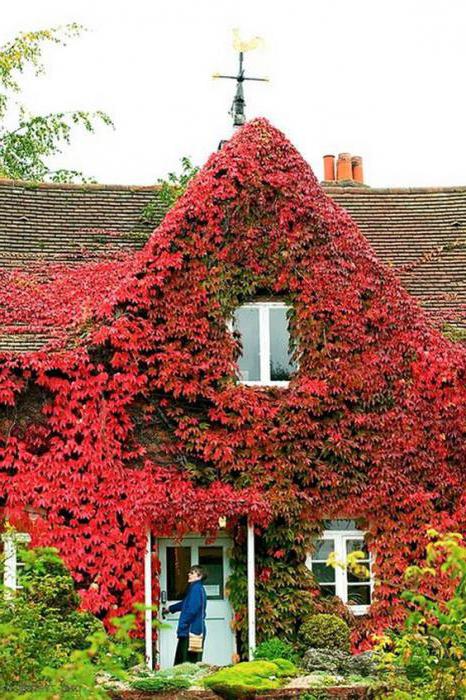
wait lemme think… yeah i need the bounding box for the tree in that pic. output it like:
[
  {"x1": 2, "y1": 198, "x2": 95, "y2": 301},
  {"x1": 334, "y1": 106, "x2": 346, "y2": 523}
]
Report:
[
  {"x1": 375, "y1": 531, "x2": 466, "y2": 699},
  {"x1": 0, "y1": 24, "x2": 113, "y2": 182},
  {"x1": 142, "y1": 156, "x2": 199, "y2": 223}
]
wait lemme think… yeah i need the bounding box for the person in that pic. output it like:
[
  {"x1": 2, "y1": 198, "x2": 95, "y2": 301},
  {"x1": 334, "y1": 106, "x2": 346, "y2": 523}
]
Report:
[{"x1": 163, "y1": 565, "x2": 207, "y2": 665}]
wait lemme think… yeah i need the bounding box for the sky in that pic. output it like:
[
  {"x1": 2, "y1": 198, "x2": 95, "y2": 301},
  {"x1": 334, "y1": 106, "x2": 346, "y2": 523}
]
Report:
[{"x1": 2, "y1": 0, "x2": 466, "y2": 188}]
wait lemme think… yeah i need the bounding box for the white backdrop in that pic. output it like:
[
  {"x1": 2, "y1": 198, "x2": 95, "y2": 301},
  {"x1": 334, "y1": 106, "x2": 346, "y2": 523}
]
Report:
[{"x1": 1, "y1": 0, "x2": 465, "y2": 187}]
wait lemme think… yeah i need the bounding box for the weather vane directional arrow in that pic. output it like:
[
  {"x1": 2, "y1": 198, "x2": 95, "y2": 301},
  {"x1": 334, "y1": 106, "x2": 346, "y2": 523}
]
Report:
[{"x1": 213, "y1": 29, "x2": 268, "y2": 128}]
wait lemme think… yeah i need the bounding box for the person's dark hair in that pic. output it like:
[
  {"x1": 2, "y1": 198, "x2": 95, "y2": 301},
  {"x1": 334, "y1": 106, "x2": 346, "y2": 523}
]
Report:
[{"x1": 189, "y1": 565, "x2": 207, "y2": 581}]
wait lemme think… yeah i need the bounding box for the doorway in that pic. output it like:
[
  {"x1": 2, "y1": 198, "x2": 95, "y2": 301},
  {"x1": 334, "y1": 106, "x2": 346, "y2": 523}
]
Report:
[{"x1": 157, "y1": 536, "x2": 235, "y2": 668}]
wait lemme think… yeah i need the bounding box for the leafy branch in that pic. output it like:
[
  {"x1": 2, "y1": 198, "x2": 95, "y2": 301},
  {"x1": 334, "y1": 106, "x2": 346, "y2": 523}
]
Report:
[
  {"x1": 142, "y1": 156, "x2": 199, "y2": 223},
  {"x1": 0, "y1": 24, "x2": 113, "y2": 182}
]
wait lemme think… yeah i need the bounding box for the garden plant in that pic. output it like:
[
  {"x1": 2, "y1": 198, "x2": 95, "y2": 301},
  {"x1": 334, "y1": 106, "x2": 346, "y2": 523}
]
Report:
[
  {"x1": 373, "y1": 530, "x2": 466, "y2": 699},
  {"x1": 0, "y1": 546, "x2": 142, "y2": 697}
]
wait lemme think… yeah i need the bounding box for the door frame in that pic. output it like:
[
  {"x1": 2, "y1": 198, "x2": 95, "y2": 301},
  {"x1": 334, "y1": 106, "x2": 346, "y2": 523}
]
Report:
[
  {"x1": 155, "y1": 533, "x2": 236, "y2": 668},
  {"x1": 144, "y1": 523, "x2": 256, "y2": 669}
]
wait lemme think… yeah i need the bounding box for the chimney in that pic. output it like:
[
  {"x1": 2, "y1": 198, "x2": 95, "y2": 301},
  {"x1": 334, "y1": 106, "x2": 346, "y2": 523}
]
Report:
[
  {"x1": 336, "y1": 153, "x2": 353, "y2": 181},
  {"x1": 323, "y1": 154, "x2": 335, "y2": 181},
  {"x1": 352, "y1": 156, "x2": 364, "y2": 184}
]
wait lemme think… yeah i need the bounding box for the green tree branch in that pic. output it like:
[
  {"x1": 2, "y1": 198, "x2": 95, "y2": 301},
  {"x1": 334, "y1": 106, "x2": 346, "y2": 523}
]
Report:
[{"x1": 0, "y1": 24, "x2": 113, "y2": 182}]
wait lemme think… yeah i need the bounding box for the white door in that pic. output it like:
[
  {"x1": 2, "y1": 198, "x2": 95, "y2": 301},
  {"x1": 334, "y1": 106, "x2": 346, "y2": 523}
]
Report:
[{"x1": 157, "y1": 536, "x2": 235, "y2": 668}]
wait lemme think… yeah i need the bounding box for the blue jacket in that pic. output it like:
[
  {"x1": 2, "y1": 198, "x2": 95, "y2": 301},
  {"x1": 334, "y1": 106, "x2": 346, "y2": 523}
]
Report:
[{"x1": 168, "y1": 580, "x2": 207, "y2": 638}]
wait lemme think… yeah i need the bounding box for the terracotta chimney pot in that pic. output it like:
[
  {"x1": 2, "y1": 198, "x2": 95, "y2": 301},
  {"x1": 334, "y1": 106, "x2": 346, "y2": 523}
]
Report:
[
  {"x1": 336, "y1": 153, "x2": 353, "y2": 181},
  {"x1": 352, "y1": 156, "x2": 364, "y2": 184},
  {"x1": 323, "y1": 154, "x2": 336, "y2": 181}
]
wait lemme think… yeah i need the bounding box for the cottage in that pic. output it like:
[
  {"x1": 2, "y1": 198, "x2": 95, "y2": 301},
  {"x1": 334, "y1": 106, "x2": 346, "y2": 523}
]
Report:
[{"x1": 0, "y1": 119, "x2": 465, "y2": 668}]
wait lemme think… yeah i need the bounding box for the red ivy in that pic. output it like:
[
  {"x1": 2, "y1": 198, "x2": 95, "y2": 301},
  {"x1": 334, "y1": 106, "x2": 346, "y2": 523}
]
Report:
[{"x1": 0, "y1": 119, "x2": 465, "y2": 645}]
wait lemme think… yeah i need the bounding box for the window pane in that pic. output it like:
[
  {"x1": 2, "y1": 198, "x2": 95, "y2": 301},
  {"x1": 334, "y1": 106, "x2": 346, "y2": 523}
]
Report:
[
  {"x1": 320, "y1": 584, "x2": 336, "y2": 598},
  {"x1": 269, "y1": 307, "x2": 295, "y2": 381},
  {"x1": 324, "y1": 519, "x2": 358, "y2": 531},
  {"x1": 347, "y1": 568, "x2": 371, "y2": 583},
  {"x1": 167, "y1": 547, "x2": 191, "y2": 600},
  {"x1": 199, "y1": 546, "x2": 224, "y2": 600},
  {"x1": 347, "y1": 584, "x2": 371, "y2": 606},
  {"x1": 234, "y1": 307, "x2": 260, "y2": 381},
  {"x1": 346, "y1": 539, "x2": 370, "y2": 582},
  {"x1": 313, "y1": 539, "x2": 334, "y2": 560},
  {"x1": 312, "y1": 562, "x2": 336, "y2": 584},
  {"x1": 346, "y1": 539, "x2": 369, "y2": 558}
]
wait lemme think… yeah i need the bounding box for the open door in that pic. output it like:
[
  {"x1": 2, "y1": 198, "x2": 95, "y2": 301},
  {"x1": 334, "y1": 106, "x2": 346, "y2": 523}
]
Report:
[{"x1": 157, "y1": 536, "x2": 235, "y2": 668}]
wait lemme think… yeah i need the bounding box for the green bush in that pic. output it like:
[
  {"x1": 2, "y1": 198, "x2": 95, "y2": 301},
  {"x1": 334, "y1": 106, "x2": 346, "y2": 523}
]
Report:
[
  {"x1": 169, "y1": 662, "x2": 204, "y2": 677},
  {"x1": 302, "y1": 648, "x2": 377, "y2": 677},
  {"x1": 299, "y1": 614, "x2": 350, "y2": 652},
  {"x1": 204, "y1": 659, "x2": 292, "y2": 699},
  {"x1": 2, "y1": 613, "x2": 141, "y2": 700},
  {"x1": 0, "y1": 546, "x2": 109, "y2": 693},
  {"x1": 131, "y1": 675, "x2": 191, "y2": 691},
  {"x1": 23, "y1": 572, "x2": 80, "y2": 612},
  {"x1": 374, "y1": 531, "x2": 466, "y2": 700},
  {"x1": 271, "y1": 657, "x2": 298, "y2": 677},
  {"x1": 0, "y1": 540, "x2": 143, "y2": 697},
  {"x1": 59, "y1": 610, "x2": 104, "y2": 650},
  {"x1": 131, "y1": 663, "x2": 209, "y2": 692},
  {"x1": 20, "y1": 547, "x2": 80, "y2": 612},
  {"x1": 254, "y1": 637, "x2": 298, "y2": 664}
]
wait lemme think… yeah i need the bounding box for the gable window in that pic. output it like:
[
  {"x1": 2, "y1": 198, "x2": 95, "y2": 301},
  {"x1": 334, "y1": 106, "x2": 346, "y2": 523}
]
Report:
[
  {"x1": 306, "y1": 520, "x2": 373, "y2": 616},
  {"x1": 233, "y1": 302, "x2": 296, "y2": 385}
]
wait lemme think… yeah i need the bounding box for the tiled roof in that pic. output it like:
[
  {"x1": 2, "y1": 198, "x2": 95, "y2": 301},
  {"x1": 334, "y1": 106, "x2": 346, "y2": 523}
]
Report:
[
  {"x1": 1, "y1": 178, "x2": 466, "y2": 351},
  {"x1": 0, "y1": 179, "x2": 161, "y2": 267},
  {"x1": 326, "y1": 186, "x2": 466, "y2": 317}
]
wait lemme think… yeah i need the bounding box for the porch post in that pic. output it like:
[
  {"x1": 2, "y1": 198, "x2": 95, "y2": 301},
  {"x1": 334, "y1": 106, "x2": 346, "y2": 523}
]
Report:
[
  {"x1": 2, "y1": 533, "x2": 17, "y2": 591},
  {"x1": 1, "y1": 531, "x2": 31, "y2": 594},
  {"x1": 247, "y1": 518, "x2": 256, "y2": 660},
  {"x1": 144, "y1": 528, "x2": 153, "y2": 669}
]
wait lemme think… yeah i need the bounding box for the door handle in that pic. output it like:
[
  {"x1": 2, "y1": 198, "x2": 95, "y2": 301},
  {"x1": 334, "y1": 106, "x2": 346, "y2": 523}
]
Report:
[{"x1": 161, "y1": 590, "x2": 167, "y2": 604}]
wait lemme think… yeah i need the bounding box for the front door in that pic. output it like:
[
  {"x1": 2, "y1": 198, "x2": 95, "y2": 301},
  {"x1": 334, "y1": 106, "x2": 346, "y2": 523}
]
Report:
[{"x1": 157, "y1": 536, "x2": 235, "y2": 668}]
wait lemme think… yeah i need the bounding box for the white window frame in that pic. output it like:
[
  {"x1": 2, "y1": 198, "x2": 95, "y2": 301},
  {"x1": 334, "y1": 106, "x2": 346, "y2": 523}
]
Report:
[
  {"x1": 306, "y1": 527, "x2": 373, "y2": 616},
  {"x1": 1, "y1": 531, "x2": 31, "y2": 592},
  {"x1": 233, "y1": 301, "x2": 294, "y2": 387}
]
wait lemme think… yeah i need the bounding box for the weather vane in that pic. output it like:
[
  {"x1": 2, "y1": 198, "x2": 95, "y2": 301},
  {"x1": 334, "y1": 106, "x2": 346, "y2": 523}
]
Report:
[{"x1": 213, "y1": 29, "x2": 268, "y2": 128}]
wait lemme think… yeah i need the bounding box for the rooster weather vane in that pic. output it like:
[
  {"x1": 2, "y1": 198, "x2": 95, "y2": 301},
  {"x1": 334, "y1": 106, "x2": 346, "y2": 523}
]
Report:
[{"x1": 213, "y1": 29, "x2": 268, "y2": 128}]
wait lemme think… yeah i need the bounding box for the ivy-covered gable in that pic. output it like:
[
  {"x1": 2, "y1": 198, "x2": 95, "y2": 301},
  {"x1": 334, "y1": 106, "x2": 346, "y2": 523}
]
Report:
[{"x1": 0, "y1": 118, "x2": 465, "y2": 646}]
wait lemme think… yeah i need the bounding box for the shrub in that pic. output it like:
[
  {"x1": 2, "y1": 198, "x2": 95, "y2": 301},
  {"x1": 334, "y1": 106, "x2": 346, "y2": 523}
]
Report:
[
  {"x1": 302, "y1": 648, "x2": 349, "y2": 675},
  {"x1": 1, "y1": 613, "x2": 139, "y2": 699},
  {"x1": 59, "y1": 610, "x2": 105, "y2": 650},
  {"x1": 0, "y1": 546, "x2": 110, "y2": 693},
  {"x1": 131, "y1": 663, "x2": 209, "y2": 692},
  {"x1": 302, "y1": 648, "x2": 376, "y2": 677},
  {"x1": 254, "y1": 637, "x2": 298, "y2": 664},
  {"x1": 299, "y1": 614, "x2": 350, "y2": 652},
  {"x1": 170, "y1": 661, "x2": 205, "y2": 678},
  {"x1": 131, "y1": 675, "x2": 191, "y2": 691},
  {"x1": 271, "y1": 657, "x2": 298, "y2": 677},
  {"x1": 346, "y1": 651, "x2": 377, "y2": 677},
  {"x1": 204, "y1": 659, "x2": 295, "y2": 699},
  {"x1": 374, "y1": 531, "x2": 466, "y2": 699},
  {"x1": 20, "y1": 547, "x2": 80, "y2": 612},
  {"x1": 24, "y1": 572, "x2": 80, "y2": 612}
]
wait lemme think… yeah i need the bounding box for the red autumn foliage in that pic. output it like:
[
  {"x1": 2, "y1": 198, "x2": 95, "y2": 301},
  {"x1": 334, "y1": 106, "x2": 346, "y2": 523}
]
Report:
[{"x1": 0, "y1": 118, "x2": 465, "y2": 645}]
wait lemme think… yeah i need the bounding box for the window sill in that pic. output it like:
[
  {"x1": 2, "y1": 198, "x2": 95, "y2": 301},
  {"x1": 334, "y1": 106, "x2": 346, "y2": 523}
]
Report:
[
  {"x1": 239, "y1": 380, "x2": 290, "y2": 388},
  {"x1": 349, "y1": 604, "x2": 370, "y2": 616}
]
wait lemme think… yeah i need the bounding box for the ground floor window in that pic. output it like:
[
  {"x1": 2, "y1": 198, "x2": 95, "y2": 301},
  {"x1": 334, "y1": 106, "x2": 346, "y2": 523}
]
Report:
[
  {"x1": 306, "y1": 519, "x2": 373, "y2": 615},
  {"x1": 1, "y1": 531, "x2": 31, "y2": 591}
]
